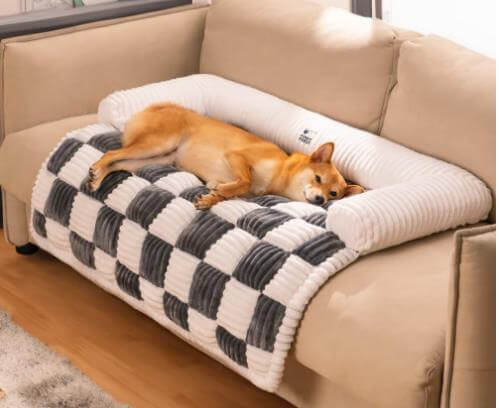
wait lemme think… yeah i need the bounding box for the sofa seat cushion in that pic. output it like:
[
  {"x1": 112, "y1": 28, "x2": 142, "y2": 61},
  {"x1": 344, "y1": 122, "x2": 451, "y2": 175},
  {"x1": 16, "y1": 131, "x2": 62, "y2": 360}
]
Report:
[
  {"x1": 0, "y1": 114, "x2": 97, "y2": 204},
  {"x1": 292, "y1": 228, "x2": 460, "y2": 408}
]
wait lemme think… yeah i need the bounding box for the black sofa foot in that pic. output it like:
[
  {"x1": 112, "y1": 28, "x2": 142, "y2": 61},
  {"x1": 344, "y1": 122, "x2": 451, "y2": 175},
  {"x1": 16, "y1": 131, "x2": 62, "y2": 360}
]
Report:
[{"x1": 16, "y1": 243, "x2": 39, "y2": 255}]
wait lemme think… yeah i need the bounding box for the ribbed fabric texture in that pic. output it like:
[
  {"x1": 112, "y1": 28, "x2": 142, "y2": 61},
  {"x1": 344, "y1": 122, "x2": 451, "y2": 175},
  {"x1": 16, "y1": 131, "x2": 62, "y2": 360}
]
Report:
[
  {"x1": 30, "y1": 122, "x2": 358, "y2": 392},
  {"x1": 98, "y1": 74, "x2": 492, "y2": 253}
]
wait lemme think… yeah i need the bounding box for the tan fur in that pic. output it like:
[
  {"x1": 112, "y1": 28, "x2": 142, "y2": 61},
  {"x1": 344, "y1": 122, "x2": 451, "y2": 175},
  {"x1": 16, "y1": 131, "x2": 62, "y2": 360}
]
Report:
[{"x1": 88, "y1": 103, "x2": 364, "y2": 209}]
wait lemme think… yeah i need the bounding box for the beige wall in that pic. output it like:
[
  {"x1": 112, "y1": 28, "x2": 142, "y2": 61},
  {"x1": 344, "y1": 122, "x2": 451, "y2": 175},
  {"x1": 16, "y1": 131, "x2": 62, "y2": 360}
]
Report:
[
  {"x1": 0, "y1": 0, "x2": 22, "y2": 16},
  {"x1": 384, "y1": 0, "x2": 495, "y2": 58}
]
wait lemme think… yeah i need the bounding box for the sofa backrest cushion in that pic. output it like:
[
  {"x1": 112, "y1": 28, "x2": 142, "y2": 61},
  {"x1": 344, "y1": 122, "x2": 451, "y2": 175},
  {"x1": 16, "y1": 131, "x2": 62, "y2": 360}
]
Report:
[
  {"x1": 380, "y1": 35, "x2": 496, "y2": 203},
  {"x1": 200, "y1": 0, "x2": 401, "y2": 133}
]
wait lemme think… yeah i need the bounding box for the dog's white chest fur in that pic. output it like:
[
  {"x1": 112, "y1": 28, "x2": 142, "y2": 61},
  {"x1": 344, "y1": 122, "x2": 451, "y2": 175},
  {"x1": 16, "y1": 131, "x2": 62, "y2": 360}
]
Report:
[{"x1": 250, "y1": 159, "x2": 278, "y2": 195}]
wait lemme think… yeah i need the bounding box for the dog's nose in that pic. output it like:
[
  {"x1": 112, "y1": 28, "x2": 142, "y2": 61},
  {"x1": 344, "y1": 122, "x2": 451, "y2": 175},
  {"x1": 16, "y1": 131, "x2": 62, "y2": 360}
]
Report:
[{"x1": 314, "y1": 195, "x2": 324, "y2": 205}]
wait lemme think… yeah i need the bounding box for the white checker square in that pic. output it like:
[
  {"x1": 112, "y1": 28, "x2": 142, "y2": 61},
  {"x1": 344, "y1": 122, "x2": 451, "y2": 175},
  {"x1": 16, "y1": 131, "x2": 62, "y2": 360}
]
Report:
[
  {"x1": 116, "y1": 219, "x2": 147, "y2": 273},
  {"x1": 140, "y1": 277, "x2": 166, "y2": 319},
  {"x1": 58, "y1": 144, "x2": 103, "y2": 189},
  {"x1": 210, "y1": 199, "x2": 261, "y2": 225},
  {"x1": 45, "y1": 218, "x2": 71, "y2": 251},
  {"x1": 263, "y1": 254, "x2": 311, "y2": 306},
  {"x1": 93, "y1": 247, "x2": 116, "y2": 283},
  {"x1": 32, "y1": 170, "x2": 57, "y2": 213},
  {"x1": 272, "y1": 201, "x2": 326, "y2": 218},
  {"x1": 217, "y1": 279, "x2": 260, "y2": 340},
  {"x1": 164, "y1": 248, "x2": 199, "y2": 303},
  {"x1": 148, "y1": 197, "x2": 197, "y2": 246},
  {"x1": 246, "y1": 345, "x2": 272, "y2": 376},
  {"x1": 69, "y1": 193, "x2": 103, "y2": 242},
  {"x1": 203, "y1": 228, "x2": 257, "y2": 275},
  {"x1": 104, "y1": 176, "x2": 150, "y2": 215},
  {"x1": 68, "y1": 123, "x2": 117, "y2": 143},
  {"x1": 154, "y1": 171, "x2": 202, "y2": 196},
  {"x1": 263, "y1": 218, "x2": 324, "y2": 252},
  {"x1": 188, "y1": 308, "x2": 218, "y2": 346}
]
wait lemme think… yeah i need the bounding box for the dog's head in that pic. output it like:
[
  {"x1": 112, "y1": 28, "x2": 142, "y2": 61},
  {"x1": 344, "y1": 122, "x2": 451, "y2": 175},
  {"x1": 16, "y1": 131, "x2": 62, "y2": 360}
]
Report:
[{"x1": 285, "y1": 143, "x2": 364, "y2": 205}]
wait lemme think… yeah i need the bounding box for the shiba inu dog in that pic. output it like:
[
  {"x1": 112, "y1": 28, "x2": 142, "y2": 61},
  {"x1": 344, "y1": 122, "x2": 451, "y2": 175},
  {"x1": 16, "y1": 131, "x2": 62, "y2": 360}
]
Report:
[{"x1": 88, "y1": 103, "x2": 364, "y2": 209}]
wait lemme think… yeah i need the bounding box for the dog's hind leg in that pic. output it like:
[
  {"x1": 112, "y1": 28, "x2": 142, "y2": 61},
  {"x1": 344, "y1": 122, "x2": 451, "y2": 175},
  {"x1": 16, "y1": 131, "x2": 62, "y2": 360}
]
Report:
[
  {"x1": 88, "y1": 134, "x2": 181, "y2": 191},
  {"x1": 108, "y1": 153, "x2": 176, "y2": 174},
  {"x1": 195, "y1": 151, "x2": 251, "y2": 210}
]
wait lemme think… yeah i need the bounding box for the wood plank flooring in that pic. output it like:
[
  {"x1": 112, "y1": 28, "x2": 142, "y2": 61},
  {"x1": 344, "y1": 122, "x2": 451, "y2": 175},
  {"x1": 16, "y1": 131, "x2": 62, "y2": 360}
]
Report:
[{"x1": 0, "y1": 234, "x2": 290, "y2": 408}]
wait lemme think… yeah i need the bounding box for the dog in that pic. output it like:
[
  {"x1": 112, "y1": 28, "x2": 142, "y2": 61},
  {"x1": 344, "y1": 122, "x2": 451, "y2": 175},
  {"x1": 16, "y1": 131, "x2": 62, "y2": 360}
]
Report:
[{"x1": 88, "y1": 103, "x2": 364, "y2": 209}]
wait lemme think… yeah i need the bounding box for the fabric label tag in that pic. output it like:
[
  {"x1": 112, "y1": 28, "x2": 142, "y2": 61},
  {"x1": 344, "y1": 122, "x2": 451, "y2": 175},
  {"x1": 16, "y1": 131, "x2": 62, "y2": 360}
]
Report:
[{"x1": 298, "y1": 129, "x2": 318, "y2": 146}]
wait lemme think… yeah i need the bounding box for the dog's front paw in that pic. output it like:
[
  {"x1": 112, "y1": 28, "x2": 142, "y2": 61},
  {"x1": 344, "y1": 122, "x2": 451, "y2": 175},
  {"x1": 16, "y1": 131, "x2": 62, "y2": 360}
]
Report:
[
  {"x1": 87, "y1": 164, "x2": 104, "y2": 192},
  {"x1": 194, "y1": 192, "x2": 224, "y2": 210}
]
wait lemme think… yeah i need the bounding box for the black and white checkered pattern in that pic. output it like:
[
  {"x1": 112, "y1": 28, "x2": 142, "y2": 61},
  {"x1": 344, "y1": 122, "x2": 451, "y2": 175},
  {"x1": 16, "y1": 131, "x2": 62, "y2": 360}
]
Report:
[{"x1": 31, "y1": 124, "x2": 358, "y2": 391}]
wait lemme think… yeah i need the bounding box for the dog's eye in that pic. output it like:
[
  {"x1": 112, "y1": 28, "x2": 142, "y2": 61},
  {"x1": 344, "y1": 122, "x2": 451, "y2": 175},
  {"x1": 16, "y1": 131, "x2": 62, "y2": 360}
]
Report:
[
  {"x1": 330, "y1": 191, "x2": 337, "y2": 197},
  {"x1": 315, "y1": 175, "x2": 321, "y2": 183}
]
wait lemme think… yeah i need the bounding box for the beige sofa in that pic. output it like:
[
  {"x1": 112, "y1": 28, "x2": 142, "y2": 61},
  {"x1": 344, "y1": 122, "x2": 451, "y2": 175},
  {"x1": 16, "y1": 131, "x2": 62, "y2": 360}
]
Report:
[{"x1": 0, "y1": 1, "x2": 495, "y2": 407}]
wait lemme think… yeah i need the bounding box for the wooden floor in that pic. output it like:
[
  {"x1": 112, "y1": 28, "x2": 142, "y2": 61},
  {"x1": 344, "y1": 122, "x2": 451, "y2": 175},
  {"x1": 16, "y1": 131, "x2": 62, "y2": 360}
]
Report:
[{"x1": 0, "y1": 233, "x2": 291, "y2": 408}]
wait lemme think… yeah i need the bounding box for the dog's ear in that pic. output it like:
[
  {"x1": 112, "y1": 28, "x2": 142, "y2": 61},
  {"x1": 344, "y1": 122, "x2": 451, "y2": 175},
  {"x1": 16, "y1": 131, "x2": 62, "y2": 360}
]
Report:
[
  {"x1": 344, "y1": 184, "x2": 365, "y2": 197},
  {"x1": 311, "y1": 143, "x2": 334, "y2": 163}
]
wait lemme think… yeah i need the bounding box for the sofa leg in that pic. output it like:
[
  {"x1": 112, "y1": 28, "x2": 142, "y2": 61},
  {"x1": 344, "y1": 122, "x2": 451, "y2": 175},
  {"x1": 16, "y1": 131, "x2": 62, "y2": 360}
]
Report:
[{"x1": 15, "y1": 243, "x2": 39, "y2": 255}]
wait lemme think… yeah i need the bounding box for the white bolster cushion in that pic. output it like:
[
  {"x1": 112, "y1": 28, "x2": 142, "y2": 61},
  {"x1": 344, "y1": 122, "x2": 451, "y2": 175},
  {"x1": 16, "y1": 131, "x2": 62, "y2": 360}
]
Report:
[{"x1": 98, "y1": 74, "x2": 492, "y2": 254}]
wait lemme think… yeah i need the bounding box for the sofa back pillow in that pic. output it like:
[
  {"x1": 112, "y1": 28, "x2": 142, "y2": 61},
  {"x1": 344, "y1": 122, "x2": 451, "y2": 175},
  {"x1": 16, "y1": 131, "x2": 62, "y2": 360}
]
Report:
[
  {"x1": 200, "y1": 0, "x2": 401, "y2": 133},
  {"x1": 98, "y1": 73, "x2": 492, "y2": 253},
  {"x1": 380, "y1": 35, "x2": 496, "y2": 217}
]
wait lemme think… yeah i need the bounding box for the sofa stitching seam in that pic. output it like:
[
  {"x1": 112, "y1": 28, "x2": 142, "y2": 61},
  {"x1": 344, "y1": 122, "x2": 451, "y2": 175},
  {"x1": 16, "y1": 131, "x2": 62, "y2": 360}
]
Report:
[
  {"x1": 442, "y1": 231, "x2": 464, "y2": 408},
  {"x1": 0, "y1": 42, "x2": 8, "y2": 242},
  {"x1": 424, "y1": 364, "x2": 437, "y2": 408},
  {"x1": 376, "y1": 32, "x2": 397, "y2": 135},
  {"x1": 0, "y1": 41, "x2": 5, "y2": 145},
  {"x1": 1, "y1": 187, "x2": 11, "y2": 243}
]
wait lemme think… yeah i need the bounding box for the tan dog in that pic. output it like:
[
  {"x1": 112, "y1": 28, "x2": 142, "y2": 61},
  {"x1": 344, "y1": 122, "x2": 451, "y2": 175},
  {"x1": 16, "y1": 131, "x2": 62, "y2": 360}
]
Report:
[{"x1": 88, "y1": 103, "x2": 364, "y2": 209}]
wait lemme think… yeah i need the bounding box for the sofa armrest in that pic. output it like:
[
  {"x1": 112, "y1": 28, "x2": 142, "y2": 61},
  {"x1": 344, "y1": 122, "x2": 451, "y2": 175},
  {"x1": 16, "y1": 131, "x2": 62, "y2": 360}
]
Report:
[
  {"x1": 0, "y1": 3, "x2": 209, "y2": 142},
  {"x1": 442, "y1": 225, "x2": 496, "y2": 408}
]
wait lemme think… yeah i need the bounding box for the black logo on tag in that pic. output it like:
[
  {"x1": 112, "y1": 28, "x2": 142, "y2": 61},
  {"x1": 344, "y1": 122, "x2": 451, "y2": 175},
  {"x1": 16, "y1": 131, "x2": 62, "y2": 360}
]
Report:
[{"x1": 298, "y1": 129, "x2": 317, "y2": 145}]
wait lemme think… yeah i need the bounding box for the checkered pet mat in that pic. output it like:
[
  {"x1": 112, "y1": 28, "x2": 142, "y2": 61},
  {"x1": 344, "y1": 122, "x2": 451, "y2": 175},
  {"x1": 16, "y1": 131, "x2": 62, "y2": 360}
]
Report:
[{"x1": 30, "y1": 123, "x2": 358, "y2": 391}]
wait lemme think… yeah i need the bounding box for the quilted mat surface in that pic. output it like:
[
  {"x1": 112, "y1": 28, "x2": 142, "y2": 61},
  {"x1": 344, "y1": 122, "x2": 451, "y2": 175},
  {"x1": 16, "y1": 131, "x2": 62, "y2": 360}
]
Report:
[{"x1": 31, "y1": 123, "x2": 358, "y2": 391}]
